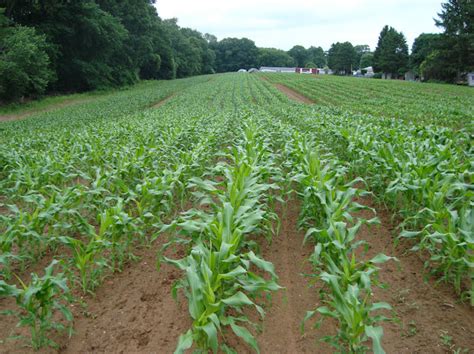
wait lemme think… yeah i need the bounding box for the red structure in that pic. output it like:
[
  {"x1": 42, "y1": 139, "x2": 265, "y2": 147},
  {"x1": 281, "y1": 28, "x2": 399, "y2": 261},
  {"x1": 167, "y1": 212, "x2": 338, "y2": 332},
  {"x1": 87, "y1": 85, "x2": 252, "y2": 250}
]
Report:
[{"x1": 295, "y1": 67, "x2": 318, "y2": 74}]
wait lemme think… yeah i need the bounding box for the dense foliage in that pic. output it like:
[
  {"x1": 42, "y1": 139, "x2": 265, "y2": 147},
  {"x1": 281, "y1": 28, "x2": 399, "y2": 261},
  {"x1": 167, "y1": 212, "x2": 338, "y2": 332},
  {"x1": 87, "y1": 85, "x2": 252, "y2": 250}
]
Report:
[
  {"x1": 409, "y1": 0, "x2": 473, "y2": 82},
  {"x1": 257, "y1": 47, "x2": 295, "y2": 67},
  {"x1": 0, "y1": 24, "x2": 53, "y2": 100},
  {"x1": 212, "y1": 37, "x2": 259, "y2": 72},
  {"x1": 373, "y1": 25, "x2": 409, "y2": 77},
  {"x1": 327, "y1": 42, "x2": 356, "y2": 75},
  {"x1": 433, "y1": 0, "x2": 474, "y2": 81},
  {"x1": 0, "y1": 0, "x2": 216, "y2": 99}
]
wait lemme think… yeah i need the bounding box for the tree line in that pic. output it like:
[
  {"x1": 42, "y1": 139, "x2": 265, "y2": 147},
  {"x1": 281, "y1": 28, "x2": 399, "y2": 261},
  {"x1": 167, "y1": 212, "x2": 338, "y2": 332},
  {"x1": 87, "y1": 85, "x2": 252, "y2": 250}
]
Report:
[{"x1": 0, "y1": 0, "x2": 472, "y2": 102}]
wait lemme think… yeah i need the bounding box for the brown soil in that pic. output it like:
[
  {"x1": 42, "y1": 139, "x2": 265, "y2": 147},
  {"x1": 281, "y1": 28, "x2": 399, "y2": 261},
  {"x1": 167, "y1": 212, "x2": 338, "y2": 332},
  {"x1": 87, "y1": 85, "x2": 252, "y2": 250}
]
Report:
[
  {"x1": 259, "y1": 77, "x2": 314, "y2": 104},
  {"x1": 273, "y1": 84, "x2": 314, "y2": 105},
  {"x1": 354, "y1": 196, "x2": 474, "y2": 353},
  {"x1": 151, "y1": 94, "x2": 176, "y2": 109},
  {"x1": 0, "y1": 98, "x2": 95, "y2": 122},
  {"x1": 62, "y1": 241, "x2": 190, "y2": 353},
  {"x1": 1, "y1": 198, "x2": 473, "y2": 353},
  {"x1": 249, "y1": 200, "x2": 335, "y2": 353}
]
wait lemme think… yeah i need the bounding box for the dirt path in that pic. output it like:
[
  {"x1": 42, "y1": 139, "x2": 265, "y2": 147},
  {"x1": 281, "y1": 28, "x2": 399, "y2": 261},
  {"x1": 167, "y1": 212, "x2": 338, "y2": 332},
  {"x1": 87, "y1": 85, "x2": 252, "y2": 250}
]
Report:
[
  {"x1": 0, "y1": 98, "x2": 95, "y2": 122},
  {"x1": 273, "y1": 84, "x2": 315, "y2": 104},
  {"x1": 254, "y1": 201, "x2": 334, "y2": 353},
  {"x1": 62, "y1": 241, "x2": 190, "y2": 353},
  {"x1": 355, "y1": 197, "x2": 474, "y2": 353},
  {"x1": 259, "y1": 76, "x2": 314, "y2": 104},
  {"x1": 151, "y1": 94, "x2": 176, "y2": 109}
]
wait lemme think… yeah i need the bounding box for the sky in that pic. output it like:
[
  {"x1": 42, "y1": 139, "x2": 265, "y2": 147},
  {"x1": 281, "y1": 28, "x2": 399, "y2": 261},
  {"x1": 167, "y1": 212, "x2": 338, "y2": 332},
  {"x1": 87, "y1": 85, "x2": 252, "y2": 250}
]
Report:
[{"x1": 154, "y1": 0, "x2": 442, "y2": 51}]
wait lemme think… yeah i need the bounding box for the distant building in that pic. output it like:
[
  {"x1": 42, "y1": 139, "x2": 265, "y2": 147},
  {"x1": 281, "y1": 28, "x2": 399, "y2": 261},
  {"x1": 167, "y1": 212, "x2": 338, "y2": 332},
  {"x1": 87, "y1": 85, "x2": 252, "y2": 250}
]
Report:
[
  {"x1": 353, "y1": 66, "x2": 374, "y2": 78},
  {"x1": 296, "y1": 67, "x2": 318, "y2": 74},
  {"x1": 363, "y1": 66, "x2": 374, "y2": 75},
  {"x1": 237, "y1": 69, "x2": 247, "y2": 73},
  {"x1": 248, "y1": 68, "x2": 259, "y2": 73},
  {"x1": 259, "y1": 67, "x2": 318, "y2": 74},
  {"x1": 468, "y1": 73, "x2": 474, "y2": 87},
  {"x1": 405, "y1": 71, "x2": 416, "y2": 81},
  {"x1": 259, "y1": 67, "x2": 296, "y2": 73},
  {"x1": 318, "y1": 67, "x2": 333, "y2": 75}
]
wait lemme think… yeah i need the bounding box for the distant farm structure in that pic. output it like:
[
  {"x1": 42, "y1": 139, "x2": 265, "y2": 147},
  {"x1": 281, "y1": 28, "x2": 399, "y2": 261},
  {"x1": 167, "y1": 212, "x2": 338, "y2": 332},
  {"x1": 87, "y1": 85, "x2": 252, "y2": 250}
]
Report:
[{"x1": 259, "y1": 67, "x2": 321, "y2": 74}]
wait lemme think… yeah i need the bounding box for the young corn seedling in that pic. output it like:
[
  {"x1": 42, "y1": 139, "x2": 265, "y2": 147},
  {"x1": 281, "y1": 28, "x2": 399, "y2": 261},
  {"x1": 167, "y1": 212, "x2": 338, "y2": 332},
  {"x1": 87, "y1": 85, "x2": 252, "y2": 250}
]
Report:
[
  {"x1": 305, "y1": 273, "x2": 390, "y2": 354},
  {"x1": 0, "y1": 260, "x2": 73, "y2": 349},
  {"x1": 286, "y1": 132, "x2": 394, "y2": 352},
  {"x1": 162, "y1": 120, "x2": 282, "y2": 353},
  {"x1": 58, "y1": 235, "x2": 110, "y2": 295}
]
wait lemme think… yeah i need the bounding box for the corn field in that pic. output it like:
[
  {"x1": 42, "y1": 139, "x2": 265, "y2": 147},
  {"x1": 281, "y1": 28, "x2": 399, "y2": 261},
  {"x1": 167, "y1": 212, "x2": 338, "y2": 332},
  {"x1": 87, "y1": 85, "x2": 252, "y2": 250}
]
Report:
[{"x1": 0, "y1": 74, "x2": 473, "y2": 352}]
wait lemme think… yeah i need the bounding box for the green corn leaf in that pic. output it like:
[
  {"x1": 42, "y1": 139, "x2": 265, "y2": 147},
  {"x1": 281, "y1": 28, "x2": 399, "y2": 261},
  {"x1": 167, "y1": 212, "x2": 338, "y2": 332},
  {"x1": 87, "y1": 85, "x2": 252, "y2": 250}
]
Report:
[
  {"x1": 370, "y1": 253, "x2": 398, "y2": 264},
  {"x1": 230, "y1": 322, "x2": 259, "y2": 354},
  {"x1": 316, "y1": 306, "x2": 337, "y2": 318},
  {"x1": 174, "y1": 330, "x2": 193, "y2": 354},
  {"x1": 246, "y1": 251, "x2": 277, "y2": 278},
  {"x1": 369, "y1": 302, "x2": 392, "y2": 312},
  {"x1": 365, "y1": 325, "x2": 385, "y2": 354},
  {"x1": 222, "y1": 291, "x2": 254, "y2": 307},
  {"x1": 399, "y1": 230, "x2": 421, "y2": 238},
  {"x1": 301, "y1": 310, "x2": 316, "y2": 332},
  {"x1": 201, "y1": 322, "x2": 218, "y2": 354},
  {"x1": 217, "y1": 266, "x2": 247, "y2": 280}
]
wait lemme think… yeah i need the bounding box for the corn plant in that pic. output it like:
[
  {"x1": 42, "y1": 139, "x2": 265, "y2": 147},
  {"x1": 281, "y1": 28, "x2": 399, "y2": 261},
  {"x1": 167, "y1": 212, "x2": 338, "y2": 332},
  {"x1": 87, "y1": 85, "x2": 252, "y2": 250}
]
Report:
[
  {"x1": 58, "y1": 236, "x2": 110, "y2": 294},
  {"x1": 283, "y1": 131, "x2": 394, "y2": 353},
  {"x1": 0, "y1": 260, "x2": 73, "y2": 349},
  {"x1": 162, "y1": 120, "x2": 282, "y2": 353}
]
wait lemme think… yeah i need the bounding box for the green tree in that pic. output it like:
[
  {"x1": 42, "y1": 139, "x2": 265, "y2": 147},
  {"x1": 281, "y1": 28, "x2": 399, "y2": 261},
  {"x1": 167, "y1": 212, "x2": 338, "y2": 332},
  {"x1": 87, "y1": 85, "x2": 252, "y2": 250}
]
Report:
[
  {"x1": 327, "y1": 42, "x2": 356, "y2": 75},
  {"x1": 213, "y1": 38, "x2": 258, "y2": 72},
  {"x1": 0, "y1": 24, "x2": 54, "y2": 101},
  {"x1": 288, "y1": 45, "x2": 308, "y2": 67},
  {"x1": 373, "y1": 25, "x2": 409, "y2": 77},
  {"x1": 257, "y1": 47, "x2": 295, "y2": 67},
  {"x1": 359, "y1": 52, "x2": 374, "y2": 69},
  {"x1": 410, "y1": 33, "x2": 441, "y2": 77},
  {"x1": 307, "y1": 46, "x2": 326, "y2": 67},
  {"x1": 434, "y1": 0, "x2": 474, "y2": 81},
  {"x1": 419, "y1": 50, "x2": 457, "y2": 81},
  {"x1": 97, "y1": 0, "x2": 175, "y2": 80},
  {"x1": 6, "y1": 1, "x2": 135, "y2": 91},
  {"x1": 353, "y1": 44, "x2": 371, "y2": 70}
]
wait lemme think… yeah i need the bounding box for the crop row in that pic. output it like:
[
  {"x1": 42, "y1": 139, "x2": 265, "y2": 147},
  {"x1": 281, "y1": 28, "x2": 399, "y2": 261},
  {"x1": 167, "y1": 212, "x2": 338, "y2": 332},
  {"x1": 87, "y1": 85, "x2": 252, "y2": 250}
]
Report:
[
  {"x1": 262, "y1": 73, "x2": 474, "y2": 128},
  {"x1": 257, "y1": 74, "x2": 473, "y2": 305}
]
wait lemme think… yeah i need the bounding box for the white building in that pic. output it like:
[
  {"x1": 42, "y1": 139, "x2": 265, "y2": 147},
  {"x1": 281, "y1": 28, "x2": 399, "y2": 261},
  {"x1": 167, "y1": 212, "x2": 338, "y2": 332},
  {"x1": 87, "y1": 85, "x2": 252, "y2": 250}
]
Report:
[
  {"x1": 468, "y1": 73, "x2": 474, "y2": 87},
  {"x1": 259, "y1": 67, "x2": 296, "y2": 73}
]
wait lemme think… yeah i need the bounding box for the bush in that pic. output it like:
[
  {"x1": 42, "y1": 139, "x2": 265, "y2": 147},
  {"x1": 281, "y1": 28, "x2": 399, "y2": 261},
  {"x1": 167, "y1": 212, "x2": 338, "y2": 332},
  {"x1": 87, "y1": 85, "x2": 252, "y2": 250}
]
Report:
[{"x1": 0, "y1": 26, "x2": 54, "y2": 101}]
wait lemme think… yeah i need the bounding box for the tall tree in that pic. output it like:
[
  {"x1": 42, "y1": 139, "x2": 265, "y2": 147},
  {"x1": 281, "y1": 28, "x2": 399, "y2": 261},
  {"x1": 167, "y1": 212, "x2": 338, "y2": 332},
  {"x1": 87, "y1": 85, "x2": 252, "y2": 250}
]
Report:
[
  {"x1": 327, "y1": 42, "x2": 356, "y2": 75},
  {"x1": 162, "y1": 20, "x2": 215, "y2": 78},
  {"x1": 410, "y1": 33, "x2": 441, "y2": 76},
  {"x1": 0, "y1": 19, "x2": 54, "y2": 101},
  {"x1": 96, "y1": 0, "x2": 175, "y2": 80},
  {"x1": 258, "y1": 47, "x2": 295, "y2": 67},
  {"x1": 213, "y1": 38, "x2": 258, "y2": 72},
  {"x1": 6, "y1": 1, "x2": 135, "y2": 90},
  {"x1": 288, "y1": 45, "x2": 308, "y2": 67},
  {"x1": 307, "y1": 46, "x2": 326, "y2": 67},
  {"x1": 359, "y1": 52, "x2": 374, "y2": 69},
  {"x1": 434, "y1": 0, "x2": 474, "y2": 81},
  {"x1": 353, "y1": 44, "x2": 371, "y2": 70},
  {"x1": 373, "y1": 25, "x2": 409, "y2": 77}
]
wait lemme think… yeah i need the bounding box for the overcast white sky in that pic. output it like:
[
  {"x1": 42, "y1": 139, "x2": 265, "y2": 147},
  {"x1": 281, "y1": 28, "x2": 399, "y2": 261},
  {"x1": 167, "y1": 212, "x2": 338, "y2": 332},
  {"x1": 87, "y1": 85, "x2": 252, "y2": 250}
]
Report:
[{"x1": 155, "y1": 0, "x2": 442, "y2": 51}]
